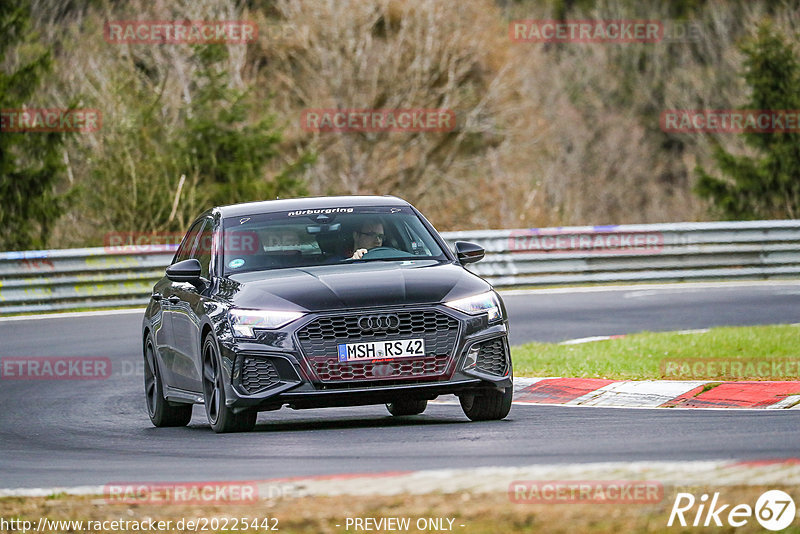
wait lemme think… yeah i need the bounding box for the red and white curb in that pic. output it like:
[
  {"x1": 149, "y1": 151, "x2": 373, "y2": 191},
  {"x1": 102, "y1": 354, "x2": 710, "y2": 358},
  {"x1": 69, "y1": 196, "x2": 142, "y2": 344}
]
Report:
[
  {"x1": 2, "y1": 459, "x2": 798, "y2": 499},
  {"x1": 512, "y1": 377, "x2": 800, "y2": 409}
]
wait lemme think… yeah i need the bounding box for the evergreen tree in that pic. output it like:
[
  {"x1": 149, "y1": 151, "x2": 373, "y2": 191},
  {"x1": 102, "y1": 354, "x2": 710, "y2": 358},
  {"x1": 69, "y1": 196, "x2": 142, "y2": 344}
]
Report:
[
  {"x1": 176, "y1": 45, "x2": 309, "y2": 207},
  {"x1": 85, "y1": 44, "x2": 311, "y2": 235},
  {"x1": 0, "y1": 3, "x2": 69, "y2": 250},
  {"x1": 695, "y1": 23, "x2": 800, "y2": 219}
]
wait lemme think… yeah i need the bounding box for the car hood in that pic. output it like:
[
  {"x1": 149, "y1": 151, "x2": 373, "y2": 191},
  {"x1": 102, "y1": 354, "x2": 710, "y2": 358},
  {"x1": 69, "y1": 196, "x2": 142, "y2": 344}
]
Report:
[{"x1": 221, "y1": 260, "x2": 490, "y2": 312}]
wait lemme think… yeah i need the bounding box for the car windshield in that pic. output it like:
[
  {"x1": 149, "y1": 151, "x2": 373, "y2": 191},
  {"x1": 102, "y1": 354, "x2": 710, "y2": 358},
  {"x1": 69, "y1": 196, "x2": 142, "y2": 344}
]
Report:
[{"x1": 221, "y1": 205, "x2": 448, "y2": 275}]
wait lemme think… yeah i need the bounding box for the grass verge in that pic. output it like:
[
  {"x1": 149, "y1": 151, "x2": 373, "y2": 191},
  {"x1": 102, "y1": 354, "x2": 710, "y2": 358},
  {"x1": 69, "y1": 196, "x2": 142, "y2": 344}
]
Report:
[{"x1": 511, "y1": 324, "x2": 800, "y2": 380}]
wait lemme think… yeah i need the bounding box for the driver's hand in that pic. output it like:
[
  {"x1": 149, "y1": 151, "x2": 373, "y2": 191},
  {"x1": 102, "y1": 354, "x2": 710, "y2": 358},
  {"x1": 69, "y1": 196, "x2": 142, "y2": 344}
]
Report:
[{"x1": 351, "y1": 248, "x2": 368, "y2": 260}]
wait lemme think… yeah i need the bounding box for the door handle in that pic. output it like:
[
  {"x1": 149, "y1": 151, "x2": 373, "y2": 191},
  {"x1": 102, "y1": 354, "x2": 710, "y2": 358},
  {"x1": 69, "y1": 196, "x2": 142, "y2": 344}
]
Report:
[
  {"x1": 167, "y1": 295, "x2": 181, "y2": 304},
  {"x1": 151, "y1": 293, "x2": 162, "y2": 301}
]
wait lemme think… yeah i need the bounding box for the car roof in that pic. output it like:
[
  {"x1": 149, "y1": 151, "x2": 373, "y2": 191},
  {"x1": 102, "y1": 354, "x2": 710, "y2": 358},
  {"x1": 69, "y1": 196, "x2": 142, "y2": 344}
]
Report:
[{"x1": 214, "y1": 195, "x2": 410, "y2": 219}]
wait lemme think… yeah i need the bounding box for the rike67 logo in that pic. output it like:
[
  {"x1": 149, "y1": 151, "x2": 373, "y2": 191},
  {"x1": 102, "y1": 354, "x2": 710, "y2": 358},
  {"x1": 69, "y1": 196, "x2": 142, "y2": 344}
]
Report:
[{"x1": 668, "y1": 490, "x2": 796, "y2": 530}]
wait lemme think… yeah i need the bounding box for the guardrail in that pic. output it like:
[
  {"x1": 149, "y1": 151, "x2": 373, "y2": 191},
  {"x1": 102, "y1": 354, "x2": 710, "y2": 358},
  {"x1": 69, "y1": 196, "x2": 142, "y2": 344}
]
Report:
[{"x1": 1, "y1": 220, "x2": 799, "y2": 314}]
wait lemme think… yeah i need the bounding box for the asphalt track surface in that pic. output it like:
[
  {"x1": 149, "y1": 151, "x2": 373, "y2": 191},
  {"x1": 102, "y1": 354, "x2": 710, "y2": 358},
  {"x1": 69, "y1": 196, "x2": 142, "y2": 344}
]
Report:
[{"x1": 1, "y1": 281, "x2": 799, "y2": 489}]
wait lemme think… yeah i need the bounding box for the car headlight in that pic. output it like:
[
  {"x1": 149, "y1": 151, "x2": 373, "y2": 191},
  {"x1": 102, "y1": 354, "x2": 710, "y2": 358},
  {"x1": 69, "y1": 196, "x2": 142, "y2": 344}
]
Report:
[
  {"x1": 229, "y1": 309, "x2": 305, "y2": 337},
  {"x1": 444, "y1": 291, "x2": 502, "y2": 322}
]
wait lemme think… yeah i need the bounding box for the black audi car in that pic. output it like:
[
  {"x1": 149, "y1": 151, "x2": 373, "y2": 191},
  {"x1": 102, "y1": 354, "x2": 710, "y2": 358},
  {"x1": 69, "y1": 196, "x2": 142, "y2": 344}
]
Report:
[{"x1": 142, "y1": 196, "x2": 512, "y2": 432}]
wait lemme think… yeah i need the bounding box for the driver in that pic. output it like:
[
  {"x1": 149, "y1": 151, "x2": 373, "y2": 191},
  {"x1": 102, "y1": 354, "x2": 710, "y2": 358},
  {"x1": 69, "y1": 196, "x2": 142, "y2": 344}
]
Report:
[{"x1": 350, "y1": 220, "x2": 385, "y2": 259}]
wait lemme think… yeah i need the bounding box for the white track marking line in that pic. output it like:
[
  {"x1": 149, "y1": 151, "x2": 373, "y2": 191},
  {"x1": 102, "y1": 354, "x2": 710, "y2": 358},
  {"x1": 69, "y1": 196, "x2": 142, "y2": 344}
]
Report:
[
  {"x1": 559, "y1": 335, "x2": 617, "y2": 345},
  {"x1": 0, "y1": 308, "x2": 145, "y2": 322},
  {"x1": 499, "y1": 280, "x2": 800, "y2": 296},
  {"x1": 4, "y1": 459, "x2": 800, "y2": 499}
]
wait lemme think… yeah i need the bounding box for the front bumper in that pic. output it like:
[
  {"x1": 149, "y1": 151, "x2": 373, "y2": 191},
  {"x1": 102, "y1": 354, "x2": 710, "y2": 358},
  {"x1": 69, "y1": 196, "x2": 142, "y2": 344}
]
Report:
[{"x1": 217, "y1": 305, "x2": 512, "y2": 412}]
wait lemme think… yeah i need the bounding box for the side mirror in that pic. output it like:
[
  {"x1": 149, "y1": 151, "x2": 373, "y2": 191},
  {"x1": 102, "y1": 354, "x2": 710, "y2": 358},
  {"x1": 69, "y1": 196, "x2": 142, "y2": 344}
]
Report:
[
  {"x1": 454, "y1": 241, "x2": 485, "y2": 264},
  {"x1": 166, "y1": 258, "x2": 203, "y2": 288}
]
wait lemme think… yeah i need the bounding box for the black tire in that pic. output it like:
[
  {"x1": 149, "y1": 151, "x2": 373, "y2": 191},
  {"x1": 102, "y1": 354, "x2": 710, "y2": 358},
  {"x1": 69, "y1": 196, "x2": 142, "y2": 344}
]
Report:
[
  {"x1": 144, "y1": 335, "x2": 192, "y2": 427},
  {"x1": 459, "y1": 383, "x2": 513, "y2": 421},
  {"x1": 202, "y1": 334, "x2": 256, "y2": 433},
  {"x1": 386, "y1": 399, "x2": 428, "y2": 416}
]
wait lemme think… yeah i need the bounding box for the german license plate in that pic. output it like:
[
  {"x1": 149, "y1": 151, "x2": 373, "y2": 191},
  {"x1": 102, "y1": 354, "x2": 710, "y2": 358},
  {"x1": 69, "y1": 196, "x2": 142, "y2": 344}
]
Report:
[{"x1": 337, "y1": 338, "x2": 426, "y2": 362}]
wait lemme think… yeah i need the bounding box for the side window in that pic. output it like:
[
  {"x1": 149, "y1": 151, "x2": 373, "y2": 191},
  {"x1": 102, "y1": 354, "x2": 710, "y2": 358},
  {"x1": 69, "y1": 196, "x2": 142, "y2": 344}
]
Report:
[
  {"x1": 191, "y1": 219, "x2": 213, "y2": 279},
  {"x1": 173, "y1": 220, "x2": 204, "y2": 265}
]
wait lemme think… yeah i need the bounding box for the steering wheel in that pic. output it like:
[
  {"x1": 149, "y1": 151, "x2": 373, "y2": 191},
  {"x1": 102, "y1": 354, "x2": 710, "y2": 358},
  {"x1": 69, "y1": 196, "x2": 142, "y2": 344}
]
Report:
[{"x1": 360, "y1": 246, "x2": 414, "y2": 259}]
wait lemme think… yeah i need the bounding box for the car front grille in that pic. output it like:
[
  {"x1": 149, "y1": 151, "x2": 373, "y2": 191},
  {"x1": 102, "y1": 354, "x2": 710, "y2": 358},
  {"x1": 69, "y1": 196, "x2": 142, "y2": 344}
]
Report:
[
  {"x1": 296, "y1": 309, "x2": 460, "y2": 382},
  {"x1": 474, "y1": 338, "x2": 509, "y2": 376},
  {"x1": 241, "y1": 356, "x2": 281, "y2": 394}
]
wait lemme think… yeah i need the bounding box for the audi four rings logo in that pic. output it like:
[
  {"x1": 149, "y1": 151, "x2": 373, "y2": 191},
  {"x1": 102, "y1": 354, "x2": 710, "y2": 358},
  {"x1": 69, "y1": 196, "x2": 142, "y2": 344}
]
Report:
[{"x1": 358, "y1": 314, "x2": 400, "y2": 331}]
